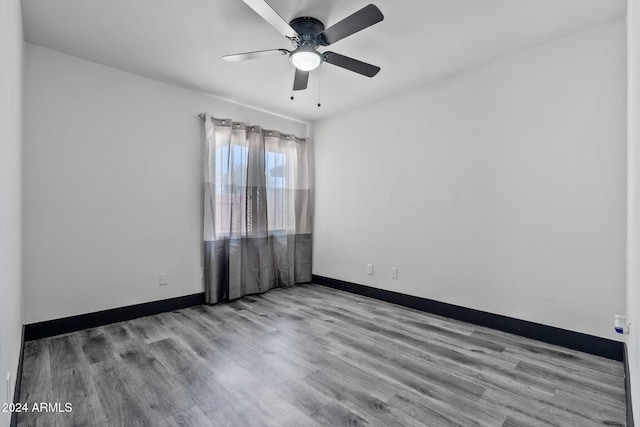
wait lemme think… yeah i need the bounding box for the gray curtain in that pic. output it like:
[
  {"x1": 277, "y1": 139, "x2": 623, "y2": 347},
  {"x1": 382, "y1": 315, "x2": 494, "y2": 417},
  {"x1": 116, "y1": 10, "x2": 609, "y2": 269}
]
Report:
[{"x1": 202, "y1": 114, "x2": 312, "y2": 304}]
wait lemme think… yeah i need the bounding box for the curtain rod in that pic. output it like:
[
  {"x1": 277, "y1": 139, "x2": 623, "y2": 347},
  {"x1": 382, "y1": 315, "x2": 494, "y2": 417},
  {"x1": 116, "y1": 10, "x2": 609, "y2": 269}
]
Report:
[{"x1": 196, "y1": 113, "x2": 306, "y2": 142}]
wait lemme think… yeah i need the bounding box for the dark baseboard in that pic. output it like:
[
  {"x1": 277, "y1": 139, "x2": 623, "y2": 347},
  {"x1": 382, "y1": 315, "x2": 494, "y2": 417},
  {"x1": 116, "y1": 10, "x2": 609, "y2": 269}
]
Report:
[
  {"x1": 24, "y1": 293, "x2": 205, "y2": 341},
  {"x1": 625, "y1": 343, "x2": 635, "y2": 427},
  {"x1": 9, "y1": 326, "x2": 25, "y2": 427},
  {"x1": 312, "y1": 275, "x2": 624, "y2": 361}
]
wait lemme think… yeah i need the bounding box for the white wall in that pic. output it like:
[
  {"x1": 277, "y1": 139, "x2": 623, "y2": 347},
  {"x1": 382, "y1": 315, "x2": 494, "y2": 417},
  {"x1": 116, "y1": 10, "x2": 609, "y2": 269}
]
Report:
[
  {"x1": 0, "y1": 0, "x2": 23, "y2": 423},
  {"x1": 627, "y1": 0, "x2": 640, "y2": 422},
  {"x1": 313, "y1": 19, "x2": 627, "y2": 340},
  {"x1": 23, "y1": 44, "x2": 307, "y2": 324}
]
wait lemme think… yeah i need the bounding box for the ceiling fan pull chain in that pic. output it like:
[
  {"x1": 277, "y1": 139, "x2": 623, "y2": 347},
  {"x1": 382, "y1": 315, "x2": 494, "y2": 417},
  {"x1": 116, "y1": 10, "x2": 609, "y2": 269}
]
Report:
[{"x1": 317, "y1": 74, "x2": 321, "y2": 108}]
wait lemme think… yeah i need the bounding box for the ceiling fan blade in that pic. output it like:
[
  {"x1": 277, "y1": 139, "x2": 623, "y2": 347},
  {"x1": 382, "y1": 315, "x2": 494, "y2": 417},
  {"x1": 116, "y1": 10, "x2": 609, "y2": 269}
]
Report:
[
  {"x1": 223, "y1": 49, "x2": 289, "y2": 62},
  {"x1": 319, "y1": 4, "x2": 383, "y2": 45},
  {"x1": 323, "y1": 51, "x2": 380, "y2": 77},
  {"x1": 293, "y1": 69, "x2": 309, "y2": 91},
  {"x1": 241, "y1": 0, "x2": 299, "y2": 39}
]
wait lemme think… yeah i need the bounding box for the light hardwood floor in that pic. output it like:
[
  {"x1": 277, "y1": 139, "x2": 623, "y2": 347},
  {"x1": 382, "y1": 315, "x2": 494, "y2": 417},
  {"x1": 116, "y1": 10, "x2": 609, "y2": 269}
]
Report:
[{"x1": 18, "y1": 284, "x2": 626, "y2": 426}]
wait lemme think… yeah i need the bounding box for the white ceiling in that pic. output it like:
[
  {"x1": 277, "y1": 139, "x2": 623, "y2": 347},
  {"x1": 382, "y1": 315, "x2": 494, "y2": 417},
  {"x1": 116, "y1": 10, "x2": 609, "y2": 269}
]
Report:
[{"x1": 22, "y1": 0, "x2": 626, "y2": 122}]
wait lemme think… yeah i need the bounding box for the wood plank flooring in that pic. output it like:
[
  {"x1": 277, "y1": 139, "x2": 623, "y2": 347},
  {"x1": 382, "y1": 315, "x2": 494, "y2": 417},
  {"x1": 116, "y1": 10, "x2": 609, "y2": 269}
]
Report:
[{"x1": 17, "y1": 284, "x2": 626, "y2": 426}]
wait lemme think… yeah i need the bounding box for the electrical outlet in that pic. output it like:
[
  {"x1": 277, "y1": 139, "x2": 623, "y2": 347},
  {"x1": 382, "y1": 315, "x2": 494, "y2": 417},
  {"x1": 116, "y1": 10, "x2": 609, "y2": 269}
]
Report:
[
  {"x1": 391, "y1": 268, "x2": 399, "y2": 279},
  {"x1": 615, "y1": 314, "x2": 629, "y2": 334},
  {"x1": 367, "y1": 264, "x2": 374, "y2": 275},
  {"x1": 159, "y1": 273, "x2": 168, "y2": 286}
]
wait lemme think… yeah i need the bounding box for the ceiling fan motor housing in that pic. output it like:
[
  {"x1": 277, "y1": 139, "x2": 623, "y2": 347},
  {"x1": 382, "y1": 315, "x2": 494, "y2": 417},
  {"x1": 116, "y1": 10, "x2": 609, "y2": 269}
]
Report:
[
  {"x1": 288, "y1": 16, "x2": 326, "y2": 71},
  {"x1": 289, "y1": 17, "x2": 329, "y2": 47}
]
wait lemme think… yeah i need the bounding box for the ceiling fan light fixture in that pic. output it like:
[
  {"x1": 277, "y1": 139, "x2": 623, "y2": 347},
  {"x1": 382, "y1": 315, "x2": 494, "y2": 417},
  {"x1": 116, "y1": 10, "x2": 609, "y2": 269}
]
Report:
[{"x1": 290, "y1": 46, "x2": 322, "y2": 71}]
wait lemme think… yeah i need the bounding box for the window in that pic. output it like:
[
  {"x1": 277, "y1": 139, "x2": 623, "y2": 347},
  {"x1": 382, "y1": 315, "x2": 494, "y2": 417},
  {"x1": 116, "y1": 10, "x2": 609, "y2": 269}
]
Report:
[{"x1": 211, "y1": 131, "x2": 296, "y2": 237}]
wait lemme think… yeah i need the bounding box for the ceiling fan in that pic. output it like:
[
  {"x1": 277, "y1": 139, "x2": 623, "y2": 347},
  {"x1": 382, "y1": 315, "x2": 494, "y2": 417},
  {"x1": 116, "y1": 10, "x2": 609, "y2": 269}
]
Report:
[{"x1": 223, "y1": 0, "x2": 384, "y2": 92}]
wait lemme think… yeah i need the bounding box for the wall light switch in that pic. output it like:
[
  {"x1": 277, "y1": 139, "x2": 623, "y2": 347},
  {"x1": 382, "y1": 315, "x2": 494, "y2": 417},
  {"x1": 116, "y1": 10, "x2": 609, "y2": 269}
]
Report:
[
  {"x1": 159, "y1": 273, "x2": 168, "y2": 286},
  {"x1": 367, "y1": 264, "x2": 374, "y2": 275},
  {"x1": 391, "y1": 268, "x2": 399, "y2": 279}
]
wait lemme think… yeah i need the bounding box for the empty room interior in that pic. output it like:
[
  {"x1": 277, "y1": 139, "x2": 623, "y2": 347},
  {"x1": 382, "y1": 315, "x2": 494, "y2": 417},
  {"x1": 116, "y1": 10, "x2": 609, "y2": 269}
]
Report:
[{"x1": 3, "y1": 0, "x2": 640, "y2": 425}]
